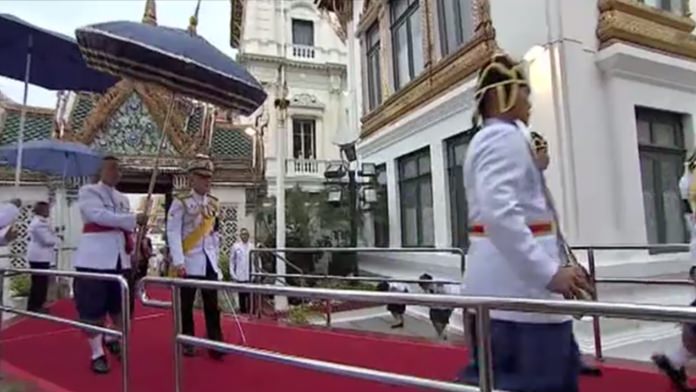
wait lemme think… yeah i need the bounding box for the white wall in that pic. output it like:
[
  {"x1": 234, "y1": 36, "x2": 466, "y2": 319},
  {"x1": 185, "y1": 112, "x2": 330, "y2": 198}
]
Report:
[
  {"x1": 241, "y1": 0, "x2": 347, "y2": 64},
  {"x1": 357, "y1": 0, "x2": 696, "y2": 280},
  {"x1": 240, "y1": 0, "x2": 348, "y2": 195}
]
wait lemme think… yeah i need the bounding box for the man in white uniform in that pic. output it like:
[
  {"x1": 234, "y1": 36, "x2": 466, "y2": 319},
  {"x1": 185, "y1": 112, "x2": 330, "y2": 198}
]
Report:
[
  {"x1": 73, "y1": 156, "x2": 147, "y2": 374},
  {"x1": 167, "y1": 155, "x2": 224, "y2": 359},
  {"x1": 418, "y1": 274, "x2": 459, "y2": 340},
  {"x1": 230, "y1": 227, "x2": 253, "y2": 314},
  {"x1": 458, "y1": 53, "x2": 591, "y2": 391},
  {"x1": 27, "y1": 201, "x2": 61, "y2": 313},
  {"x1": 0, "y1": 199, "x2": 20, "y2": 246},
  {"x1": 651, "y1": 152, "x2": 696, "y2": 391}
]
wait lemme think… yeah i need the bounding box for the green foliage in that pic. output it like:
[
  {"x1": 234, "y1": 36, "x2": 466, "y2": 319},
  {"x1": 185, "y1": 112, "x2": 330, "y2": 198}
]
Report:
[
  {"x1": 255, "y1": 185, "x2": 365, "y2": 249},
  {"x1": 314, "y1": 279, "x2": 377, "y2": 292},
  {"x1": 286, "y1": 304, "x2": 318, "y2": 325},
  {"x1": 218, "y1": 251, "x2": 231, "y2": 281},
  {"x1": 10, "y1": 274, "x2": 30, "y2": 298}
]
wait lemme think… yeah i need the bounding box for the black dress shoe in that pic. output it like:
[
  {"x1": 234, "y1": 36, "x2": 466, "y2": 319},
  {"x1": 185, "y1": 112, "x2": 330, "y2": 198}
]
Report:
[
  {"x1": 208, "y1": 349, "x2": 226, "y2": 361},
  {"x1": 652, "y1": 354, "x2": 690, "y2": 392},
  {"x1": 182, "y1": 345, "x2": 196, "y2": 357},
  {"x1": 104, "y1": 339, "x2": 121, "y2": 358},
  {"x1": 580, "y1": 362, "x2": 602, "y2": 377},
  {"x1": 390, "y1": 322, "x2": 404, "y2": 329},
  {"x1": 91, "y1": 356, "x2": 110, "y2": 374}
]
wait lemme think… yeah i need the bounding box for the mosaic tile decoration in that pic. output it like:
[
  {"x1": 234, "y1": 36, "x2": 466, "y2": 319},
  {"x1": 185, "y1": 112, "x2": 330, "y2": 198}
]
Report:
[
  {"x1": 218, "y1": 203, "x2": 239, "y2": 258},
  {"x1": 210, "y1": 128, "x2": 252, "y2": 158},
  {"x1": 90, "y1": 94, "x2": 176, "y2": 156},
  {"x1": 9, "y1": 205, "x2": 32, "y2": 269},
  {"x1": 0, "y1": 110, "x2": 53, "y2": 146}
]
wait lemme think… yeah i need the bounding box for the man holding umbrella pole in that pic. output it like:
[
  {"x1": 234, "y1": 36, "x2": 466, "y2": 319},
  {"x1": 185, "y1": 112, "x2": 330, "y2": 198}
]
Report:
[{"x1": 73, "y1": 156, "x2": 147, "y2": 374}]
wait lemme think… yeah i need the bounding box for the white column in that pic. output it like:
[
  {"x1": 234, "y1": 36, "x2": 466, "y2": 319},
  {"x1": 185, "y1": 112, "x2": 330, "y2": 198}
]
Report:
[
  {"x1": 274, "y1": 4, "x2": 289, "y2": 311},
  {"x1": 429, "y1": 141, "x2": 450, "y2": 247},
  {"x1": 386, "y1": 160, "x2": 401, "y2": 247}
]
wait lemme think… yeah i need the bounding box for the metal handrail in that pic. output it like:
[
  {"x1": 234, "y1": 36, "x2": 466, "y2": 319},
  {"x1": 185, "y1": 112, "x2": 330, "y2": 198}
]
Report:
[
  {"x1": 0, "y1": 267, "x2": 131, "y2": 392},
  {"x1": 251, "y1": 272, "x2": 460, "y2": 285},
  {"x1": 578, "y1": 243, "x2": 692, "y2": 361},
  {"x1": 251, "y1": 247, "x2": 465, "y2": 277},
  {"x1": 572, "y1": 243, "x2": 689, "y2": 251},
  {"x1": 249, "y1": 247, "x2": 466, "y2": 322},
  {"x1": 180, "y1": 335, "x2": 482, "y2": 392},
  {"x1": 139, "y1": 276, "x2": 696, "y2": 392}
]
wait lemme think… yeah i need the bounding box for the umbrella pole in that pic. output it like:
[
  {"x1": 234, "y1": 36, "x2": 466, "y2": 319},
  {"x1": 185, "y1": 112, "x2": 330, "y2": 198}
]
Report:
[
  {"x1": 14, "y1": 35, "x2": 33, "y2": 191},
  {"x1": 134, "y1": 92, "x2": 176, "y2": 272}
]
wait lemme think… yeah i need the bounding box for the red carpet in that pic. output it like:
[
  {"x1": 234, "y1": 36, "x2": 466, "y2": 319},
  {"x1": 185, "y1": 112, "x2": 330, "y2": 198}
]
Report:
[{"x1": 0, "y1": 292, "x2": 688, "y2": 392}]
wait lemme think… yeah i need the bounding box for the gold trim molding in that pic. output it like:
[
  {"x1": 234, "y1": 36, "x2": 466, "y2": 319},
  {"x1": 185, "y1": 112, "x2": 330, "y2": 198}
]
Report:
[
  {"x1": 597, "y1": 0, "x2": 696, "y2": 59},
  {"x1": 360, "y1": 0, "x2": 496, "y2": 138}
]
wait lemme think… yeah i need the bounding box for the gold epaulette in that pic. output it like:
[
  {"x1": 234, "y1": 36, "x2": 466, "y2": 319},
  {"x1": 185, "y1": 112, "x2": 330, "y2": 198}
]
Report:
[
  {"x1": 174, "y1": 191, "x2": 193, "y2": 201},
  {"x1": 207, "y1": 193, "x2": 218, "y2": 201}
]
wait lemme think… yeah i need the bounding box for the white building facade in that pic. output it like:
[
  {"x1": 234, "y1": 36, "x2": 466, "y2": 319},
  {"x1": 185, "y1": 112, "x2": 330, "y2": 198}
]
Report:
[
  {"x1": 347, "y1": 0, "x2": 696, "y2": 358},
  {"x1": 238, "y1": 0, "x2": 350, "y2": 194}
]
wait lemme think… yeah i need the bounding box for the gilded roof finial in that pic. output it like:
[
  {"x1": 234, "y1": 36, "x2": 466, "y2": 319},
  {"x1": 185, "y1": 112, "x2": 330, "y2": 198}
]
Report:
[
  {"x1": 188, "y1": 0, "x2": 202, "y2": 35},
  {"x1": 142, "y1": 0, "x2": 157, "y2": 25}
]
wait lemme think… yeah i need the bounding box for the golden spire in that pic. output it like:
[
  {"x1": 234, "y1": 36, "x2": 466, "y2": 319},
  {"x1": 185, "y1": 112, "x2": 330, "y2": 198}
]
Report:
[
  {"x1": 142, "y1": 0, "x2": 157, "y2": 25},
  {"x1": 188, "y1": 0, "x2": 202, "y2": 35}
]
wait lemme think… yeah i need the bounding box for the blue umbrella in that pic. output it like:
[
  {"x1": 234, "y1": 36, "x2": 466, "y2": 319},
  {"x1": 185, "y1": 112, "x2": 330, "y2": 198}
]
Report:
[
  {"x1": 0, "y1": 14, "x2": 118, "y2": 92},
  {"x1": 0, "y1": 14, "x2": 118, "y2": 188},
  {"x1": 75, "y1": 3, "x2": 268, "y2": 289},
  {"x1": 75, "y1": 19, "x2": 266, "y2": 115},
  {"x1": 0, "y1": 139, "x2": 103, "y2": 178}
]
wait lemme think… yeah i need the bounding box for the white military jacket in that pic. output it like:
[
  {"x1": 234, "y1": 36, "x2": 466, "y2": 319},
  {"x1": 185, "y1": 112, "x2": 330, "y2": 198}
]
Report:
[
  {"x1": 0, "y1": 203, "x2": 19, "y2": 246},
  {"x1": 463, "y1": 119, "x2": 567, "y2": 324},
  {"x1": 73, "y1": 182, "x2": 136, "y2": 270},
  {"x1": 167, "y1": 191, "x2": 222, "y2": 279},
  {"x1": 27, "y1": 216, "x2": 60, "y2": 264},
  {"x1": 229, "y1": 241, "x2": 252, "y2": 282}
]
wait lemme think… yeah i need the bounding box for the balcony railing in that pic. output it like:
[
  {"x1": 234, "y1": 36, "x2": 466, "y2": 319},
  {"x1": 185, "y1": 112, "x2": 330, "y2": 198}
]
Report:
[
  {"x1": 284, "y1": 159, "x2": 342, "y2": 177},
  {"x1": 291, "y1": 44, "x2": 316, "y2": 59}
]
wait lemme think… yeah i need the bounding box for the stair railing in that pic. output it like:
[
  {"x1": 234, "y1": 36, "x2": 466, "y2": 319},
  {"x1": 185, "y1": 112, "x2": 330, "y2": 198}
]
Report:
[
  {"x1": 138, "y1": 275, "x2": 696, "y2": 392},
  {"x1": 0, "y1": 267, "x2": 131, "y2": 392}
]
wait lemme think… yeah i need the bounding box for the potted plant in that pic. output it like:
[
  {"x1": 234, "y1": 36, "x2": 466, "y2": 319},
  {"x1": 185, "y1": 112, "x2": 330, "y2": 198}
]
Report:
[{"x1": 9, "y1": 273, "x2": 31, "y2": 310}]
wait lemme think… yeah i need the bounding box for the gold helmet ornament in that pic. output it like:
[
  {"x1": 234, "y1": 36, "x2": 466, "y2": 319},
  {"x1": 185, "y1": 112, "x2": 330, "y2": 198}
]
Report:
[
  {"x1": 473, "y1": 52, "x2": 529, "y2": 126},
  {"x1": 687, "y1": 150, "x2": 696, "y2": 172},
  {"x1": 187, "y1": 154, "x2": 215, "y2": 177}
]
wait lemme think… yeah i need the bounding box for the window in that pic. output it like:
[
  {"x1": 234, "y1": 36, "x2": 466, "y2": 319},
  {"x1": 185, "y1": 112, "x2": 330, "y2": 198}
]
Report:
[
  {"x1": 638, "y1": 0, "x2": 686, "y2": 14},
  {"x1": 292, "y1": 118, "x2": 316, "y2": 159},
  {"x1": 446, "y1": 131, "x2": 473, "y2": 250},
  {"x1": 398, "y1": 148, "x2": 434, "y2": 247},
  {"x1": 373, "y1": 164, "x2": 390, "y2": 247},
  {"x1": 365, "y1": 23, "x2": 382, "y2": 112},
  {"x1": 438, "y1": 0, "x2": 474, "y2": 56},
  {"x1": 291, "y1": 19, "x2": 314, "y2": 46},
  {"x1": 390, "y1": 0, "x2": 423, "y2": 89},
  {"x1": 636, "y1": 107, "x2": 687, "y2": 248}
]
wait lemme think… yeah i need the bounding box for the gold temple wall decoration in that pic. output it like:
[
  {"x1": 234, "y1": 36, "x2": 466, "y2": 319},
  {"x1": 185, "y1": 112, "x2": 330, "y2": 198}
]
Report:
[
  {"x1": 360, "y1": 0, "x2": 496, "y2": 138},
  {"x1": 230, "y1": 0, "x2": 246, "y2": 49},
  {"x1": 597, "y1": 0, "x2": 696, "y2": 60}
]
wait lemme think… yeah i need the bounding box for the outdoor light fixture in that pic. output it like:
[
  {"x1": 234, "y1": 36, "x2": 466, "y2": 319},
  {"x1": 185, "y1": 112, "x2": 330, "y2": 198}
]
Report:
[
  {"x1": 360, "y1": 162, "x2": 376, "y2": 177},
  {"x1": 362, "y1": 186, "x2": 378, "y2": 203},
  {"x1": 244, "y1": 127, "x2": 256, "y2": 136},
  {"x1": 339, "y1": 142, "x2": 357, "y2": 162},
  {"x1": 324, "y1": 162, "x2": 347, "y2": 180},
  {"x1": 327, "y1": 187, "x2": 342, "y2": 203}
]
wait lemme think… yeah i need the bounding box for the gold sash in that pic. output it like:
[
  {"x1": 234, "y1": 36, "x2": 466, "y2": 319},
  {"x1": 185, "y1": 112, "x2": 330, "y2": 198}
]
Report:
[{"x1": 182, "y1": 215, "x2": 214, "y2": 254}]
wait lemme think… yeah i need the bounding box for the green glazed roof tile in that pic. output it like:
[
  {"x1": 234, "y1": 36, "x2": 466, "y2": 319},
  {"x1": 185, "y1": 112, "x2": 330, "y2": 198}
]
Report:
[
  {"x1": 210, "y1": 128, "x2": 252, "y2": 158},
  {"x1": 0, "y1": 110, "x2": 54, "y2": 146}
]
